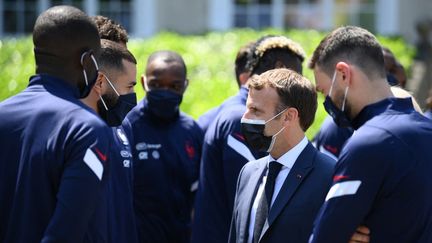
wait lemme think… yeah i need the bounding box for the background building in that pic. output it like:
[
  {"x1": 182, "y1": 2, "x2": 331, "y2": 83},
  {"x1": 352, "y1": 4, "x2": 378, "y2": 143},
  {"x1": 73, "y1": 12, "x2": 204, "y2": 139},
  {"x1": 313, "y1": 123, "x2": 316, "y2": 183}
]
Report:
[{"x1": 1, "y1": 0, "x2": 431, "y2": 43}]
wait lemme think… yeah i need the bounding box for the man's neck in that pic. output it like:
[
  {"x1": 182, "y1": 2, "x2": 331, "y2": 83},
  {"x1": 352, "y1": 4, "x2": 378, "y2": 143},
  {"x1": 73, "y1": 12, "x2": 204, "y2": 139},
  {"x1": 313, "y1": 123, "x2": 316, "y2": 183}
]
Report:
[
  {"x1": 352, "y1": 78, "x2": 393, "y2": 119},
  {"x1": 80, "y1": 95, "x2": 98, "y2": 113},
  {"x1": 270, "y1": 130, "x2": 305, "y2": 160}
]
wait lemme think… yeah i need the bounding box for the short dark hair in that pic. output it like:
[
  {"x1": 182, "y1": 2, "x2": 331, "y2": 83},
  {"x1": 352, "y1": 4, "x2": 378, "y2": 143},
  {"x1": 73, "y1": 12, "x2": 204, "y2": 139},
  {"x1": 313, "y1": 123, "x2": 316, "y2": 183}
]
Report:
[
  {"x1": 98, "y1": 39, "x2": 136, "y2": 74},
  {"x1": 248, "y1": 68, "x2": 317, "y2": 131},
  {"x1": 247, "y1": 35, "x2": 305, "y2": 75},
  {"x1": 92, "y1": 15, "x2": 128, "y2": 45},
  {"x1": 234, "y1": 41, "x2": 255, "y2": 87},
  {"x1": 309, "y1": 26, "x2": 386, "y2": 79},
  {"x1": 147, "y1": 50, "x2": 187, "y2": 76}
]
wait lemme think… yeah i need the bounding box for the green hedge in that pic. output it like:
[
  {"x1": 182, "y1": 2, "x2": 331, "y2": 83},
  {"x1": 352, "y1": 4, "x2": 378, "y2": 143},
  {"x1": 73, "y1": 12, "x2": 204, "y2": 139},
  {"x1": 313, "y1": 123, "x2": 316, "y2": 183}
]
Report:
[{"x1": 0, "y1": 29, "x2": 414, "y2": 138}]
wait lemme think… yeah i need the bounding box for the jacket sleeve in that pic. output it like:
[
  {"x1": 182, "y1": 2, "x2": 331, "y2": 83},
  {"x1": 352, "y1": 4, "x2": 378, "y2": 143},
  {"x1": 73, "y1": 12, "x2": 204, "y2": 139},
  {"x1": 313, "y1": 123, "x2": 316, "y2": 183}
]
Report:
[
  {"x1": 191, "y1": 127, "x2": 227, "y2": 243},
  {"x1": 42, "y1": 121, "x2": 110, "y2": 243},
  {"x1": 310, "y1": 135, "x2": 395, "y2": 243}
]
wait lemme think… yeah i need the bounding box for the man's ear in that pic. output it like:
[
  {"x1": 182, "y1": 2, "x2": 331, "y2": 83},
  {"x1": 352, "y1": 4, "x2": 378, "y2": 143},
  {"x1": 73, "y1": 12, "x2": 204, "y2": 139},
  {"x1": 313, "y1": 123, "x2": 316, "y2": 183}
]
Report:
[
  {"x1": 239, "y1": 72, "x2": 250, "y2": 86},
  {"x1": 335, "y1": 62, "x2": 352, "y2": 87},
  {"x1": 184, "y1": 79, "x2": 189, "y2": 93},
  {"x1": 284, "y1": 107, "x2": 299, "y2": 126},
  {"x1": 141, "y1": 75, "x2": 147, "y2": 91},
  {"x1": 93, "y1": 73, "x2": 105, "y2": 96}
]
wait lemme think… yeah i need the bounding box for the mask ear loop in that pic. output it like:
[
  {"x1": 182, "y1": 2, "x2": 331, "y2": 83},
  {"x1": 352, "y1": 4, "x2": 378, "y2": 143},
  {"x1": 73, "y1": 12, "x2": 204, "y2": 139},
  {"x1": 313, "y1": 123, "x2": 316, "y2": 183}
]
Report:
[
  {"x1": 80, "y1": 52, "x2": 100, "y2": 86},
  {"x1": 265, "y1": 108, "x2": 288, "y2": 152},
  {"x1": 328, "y1": 71, "x2": 337, "y2": 98},
  {"x1": 341, "y1": 86, "x2": 349, "y2": 112},
  {"x1": 102, "y1": 74, "x2": 120, "y2": 96},
  {"x1": 90, "y1": 54, "x2": 99, "y2": 71},
  {"x1": 266, "y1": 126, "x2": 285, "y2": 153},
  {"x1": 81, "y1": 52, "x2": 89, "y2": 86},
  {"x1": 143, "y1": 76, "x2": 150, "y2": 92},
  {"x1": 265, "y1": 107, "x2": 288, "y2": 124},
  {"x1": 99, "y1": 95, "x2": 109, "y2": 111}
]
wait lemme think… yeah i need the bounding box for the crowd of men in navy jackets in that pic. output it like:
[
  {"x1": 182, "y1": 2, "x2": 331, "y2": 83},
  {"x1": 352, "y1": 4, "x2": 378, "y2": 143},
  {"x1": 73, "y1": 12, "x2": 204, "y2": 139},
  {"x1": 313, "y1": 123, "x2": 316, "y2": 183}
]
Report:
[{"x1": 1, "y1": 5, "x2": 432, "y2": 243}]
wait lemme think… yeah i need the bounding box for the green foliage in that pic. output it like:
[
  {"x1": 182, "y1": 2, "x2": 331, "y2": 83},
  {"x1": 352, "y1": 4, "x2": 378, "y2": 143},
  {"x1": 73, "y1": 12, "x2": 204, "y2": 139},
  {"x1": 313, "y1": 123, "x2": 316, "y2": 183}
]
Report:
[{"x1": 0, "y1": 29, "x2": 415, "y2": 138}]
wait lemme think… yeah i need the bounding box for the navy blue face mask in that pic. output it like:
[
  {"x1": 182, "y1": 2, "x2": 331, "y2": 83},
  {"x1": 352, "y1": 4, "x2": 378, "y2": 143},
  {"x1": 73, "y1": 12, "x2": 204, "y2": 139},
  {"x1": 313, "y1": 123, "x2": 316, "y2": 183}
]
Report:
[
  {"x1": 98, "y1": 74, "x2": 137, "y2": 127},
  {"x1": 323, "y1": 71, "x2": 351, "y2": 128},
  {"x1": 145, "y1": 89, "x2": 183, "y2": 120},
  {"x1": 79, "y1": 52, "x2": 99, "y2": 98}
]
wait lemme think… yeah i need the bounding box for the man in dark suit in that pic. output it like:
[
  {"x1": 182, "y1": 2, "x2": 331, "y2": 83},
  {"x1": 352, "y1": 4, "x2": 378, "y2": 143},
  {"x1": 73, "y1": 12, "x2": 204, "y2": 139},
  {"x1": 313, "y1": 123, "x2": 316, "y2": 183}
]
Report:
[{"x1": 229, "y1": 68, "x2": 336, "y2": 243}]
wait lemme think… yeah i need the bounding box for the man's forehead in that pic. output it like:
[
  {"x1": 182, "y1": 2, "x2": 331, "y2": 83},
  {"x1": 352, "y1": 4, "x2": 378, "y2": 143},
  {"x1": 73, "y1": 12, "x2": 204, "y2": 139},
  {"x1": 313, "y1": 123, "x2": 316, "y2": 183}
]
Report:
[
  {"x1": 122, "y1": 59, "x2": 136, "y2": 71},
  {"x1": 146, "y1": 61, "x2": 185, "y2": 77},
  {"x1": 249, "y1": 86, "x2": 278, "y2": 106}
]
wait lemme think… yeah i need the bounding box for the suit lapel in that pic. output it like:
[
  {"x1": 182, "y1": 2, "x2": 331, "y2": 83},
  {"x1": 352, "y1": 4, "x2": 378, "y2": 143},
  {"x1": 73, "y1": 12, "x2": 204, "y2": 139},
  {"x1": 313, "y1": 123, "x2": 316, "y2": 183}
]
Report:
[
  {"x1": 259, "y1": 143, "x2": 316, "y2": 241},
  {"x1": 238, "y1": 160, "x2": 267, "y2": 243}
]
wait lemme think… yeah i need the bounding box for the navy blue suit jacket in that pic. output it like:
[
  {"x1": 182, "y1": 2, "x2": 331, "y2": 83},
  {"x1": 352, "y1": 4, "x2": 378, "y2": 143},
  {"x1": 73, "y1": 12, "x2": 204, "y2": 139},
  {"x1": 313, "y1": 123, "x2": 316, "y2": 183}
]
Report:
[{"x1": 229, "y1": 143, "x2": 335, "y2": 243}]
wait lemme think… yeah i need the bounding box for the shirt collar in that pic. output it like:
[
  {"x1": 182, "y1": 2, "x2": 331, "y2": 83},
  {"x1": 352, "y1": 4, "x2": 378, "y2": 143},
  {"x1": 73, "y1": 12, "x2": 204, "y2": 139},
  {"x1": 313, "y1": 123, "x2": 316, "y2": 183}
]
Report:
[
  {"x1": 238, "y1": 86, "x2": 249, "y2": 103},
  {"x1": 268, "y1": 136, "x2": 308, "y2": 169},
  {"x1": 351, "y1": 97, "x2": 414, "y2": 130},
  {"x1": 28, "y1": 74, "x2": 80, "y2": 98}
]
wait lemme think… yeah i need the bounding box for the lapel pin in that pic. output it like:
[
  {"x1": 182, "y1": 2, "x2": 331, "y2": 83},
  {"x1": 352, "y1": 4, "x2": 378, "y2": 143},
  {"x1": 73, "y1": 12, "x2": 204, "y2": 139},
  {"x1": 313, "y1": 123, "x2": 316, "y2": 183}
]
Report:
[{"x1": 296, "y1": 174, "x2": 302, "y2": 179}]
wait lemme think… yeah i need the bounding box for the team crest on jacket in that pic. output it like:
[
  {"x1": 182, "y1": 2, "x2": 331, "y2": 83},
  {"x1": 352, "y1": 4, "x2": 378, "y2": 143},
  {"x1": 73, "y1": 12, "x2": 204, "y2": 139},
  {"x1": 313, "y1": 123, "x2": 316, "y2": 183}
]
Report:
[{"x1": 185, "y1": 141, "x2": 195, "y2": 159}]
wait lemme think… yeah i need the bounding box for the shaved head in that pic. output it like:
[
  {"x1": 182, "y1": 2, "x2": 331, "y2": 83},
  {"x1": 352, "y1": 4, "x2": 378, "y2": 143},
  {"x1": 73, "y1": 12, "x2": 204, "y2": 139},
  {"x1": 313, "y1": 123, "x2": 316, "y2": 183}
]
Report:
[
  {"x1": 32, "y1": 5, "x2": 100, "y2": 92},
  {"x1": 146, "y1": 50, "x2": 186, "y2": 77},
  {"x1": 33, "y1": 5, "x2": 100, "y2": 61}
]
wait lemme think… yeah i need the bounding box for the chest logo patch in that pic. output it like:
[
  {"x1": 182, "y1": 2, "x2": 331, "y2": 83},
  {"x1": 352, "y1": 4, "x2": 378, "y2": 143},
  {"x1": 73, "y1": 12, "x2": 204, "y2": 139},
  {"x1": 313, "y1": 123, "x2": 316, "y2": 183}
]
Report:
[
  {"x1": 116, "y1": 128, "x2": 129, "y2": 145},
  {"x1": 139, "y1": 151, "x2": 148, "y2": 160},
  {"x1": 123, "y1": 159, "x2": 130, "y2": 168},
  {"x1": 120, "y1": 150, "x2": 132, "y2": 158},
  {"x1": 185, "y1": 142, "x2": 195, "y2": 159},
  {"x1": 152, "y1": 150, "x2": 160, "y2": 159}
]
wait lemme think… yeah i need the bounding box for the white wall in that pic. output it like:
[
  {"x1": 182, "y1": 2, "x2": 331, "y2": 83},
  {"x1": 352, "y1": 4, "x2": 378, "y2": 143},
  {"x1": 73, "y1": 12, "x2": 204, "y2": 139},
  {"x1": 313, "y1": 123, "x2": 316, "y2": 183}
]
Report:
[
  {"x1": 398, "y1": 0, "x2": 432, "y2": 43},
  {"x1": 157, "y1": 0, "x2": 207, "y2": 34}
]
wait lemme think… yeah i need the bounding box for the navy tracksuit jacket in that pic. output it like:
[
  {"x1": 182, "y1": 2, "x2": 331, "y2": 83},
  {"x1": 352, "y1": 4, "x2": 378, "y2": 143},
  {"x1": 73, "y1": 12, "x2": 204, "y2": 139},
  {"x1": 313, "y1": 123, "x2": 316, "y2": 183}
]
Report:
[
  {"x1": 312, "y1": 116, "x2": 354, "y2": 159},
  {"x1": 105, "y1": 127, "x2": 138, "y2": 243},
  {"x1": 311, "y1": 98, "x2": 432, "y2": 243},
  {"x1": 192, "y1": 86, "x2": 266, "y2": 243},
  {"x1": 123, "y1": 98, "x2": 203, "y2": 243},
  {"x1": 0, "y1": 74, "x2": 110, "y2": 243},
  {"x1": 197, "y1": 87, "x2": 248, "y2": 134}
]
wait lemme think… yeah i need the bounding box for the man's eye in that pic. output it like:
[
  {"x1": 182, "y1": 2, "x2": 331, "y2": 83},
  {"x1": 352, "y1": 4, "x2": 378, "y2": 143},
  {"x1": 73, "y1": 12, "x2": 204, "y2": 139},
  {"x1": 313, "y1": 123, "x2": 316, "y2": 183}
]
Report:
[
  {"x1": 149, "y1": 83, "x2": 160, "y2": 89},
  {"x1": 173, "y1": 84, "x2": 183, "y2": 92}
]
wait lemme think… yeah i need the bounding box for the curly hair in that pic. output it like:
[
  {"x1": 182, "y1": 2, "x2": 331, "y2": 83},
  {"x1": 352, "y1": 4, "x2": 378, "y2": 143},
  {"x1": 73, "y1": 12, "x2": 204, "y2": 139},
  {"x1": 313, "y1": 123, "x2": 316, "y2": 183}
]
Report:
[
  {"x1": 247, "y1": 35, "x2": 305, "y2": 76},
  {"x1": 92, "y1": 15, "x2": 128, "y2": 45}
]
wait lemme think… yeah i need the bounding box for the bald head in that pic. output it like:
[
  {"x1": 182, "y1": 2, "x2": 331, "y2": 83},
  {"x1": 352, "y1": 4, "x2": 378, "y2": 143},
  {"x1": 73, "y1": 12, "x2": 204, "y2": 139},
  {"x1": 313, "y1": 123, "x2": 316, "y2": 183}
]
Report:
[
  {"x1": 33, "y1": 6, "x2": 100, "y2": 74},
  {"x1": 144, "y1": 51, "x2": 188, "y2": 95},
  {"x1": 32, "y1": 5, "x2": 100, "y2": 95},
  {"x1": 146, "y1": 50, "x2": 186, "y2": 77}
]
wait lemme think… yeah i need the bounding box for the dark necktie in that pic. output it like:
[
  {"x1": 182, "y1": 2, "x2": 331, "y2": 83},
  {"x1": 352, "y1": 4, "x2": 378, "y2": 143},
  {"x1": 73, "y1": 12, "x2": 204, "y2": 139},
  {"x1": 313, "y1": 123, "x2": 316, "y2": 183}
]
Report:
[{"x1": 253, "y1": 161, "x2": 283, "y2": 243}]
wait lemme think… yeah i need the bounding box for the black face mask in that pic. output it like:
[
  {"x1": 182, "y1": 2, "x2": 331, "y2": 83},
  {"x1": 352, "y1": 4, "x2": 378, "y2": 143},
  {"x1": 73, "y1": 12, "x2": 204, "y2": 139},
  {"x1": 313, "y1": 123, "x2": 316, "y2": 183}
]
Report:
[
  {"x1": 97, "y1": 75, "x2": 137, "y2": 127},
  {"x1": 324, "y1": 71, "x2": 351, "y2": 128},
  {"x1": 79, "y1": 52, "x2": 99, "y2": 98},
  {"x1": 145, "y1": 89, "x2": 183, "y2": 120},
  {"x1": 240, "y1": 109, "x2": 286, "y2": 153}
]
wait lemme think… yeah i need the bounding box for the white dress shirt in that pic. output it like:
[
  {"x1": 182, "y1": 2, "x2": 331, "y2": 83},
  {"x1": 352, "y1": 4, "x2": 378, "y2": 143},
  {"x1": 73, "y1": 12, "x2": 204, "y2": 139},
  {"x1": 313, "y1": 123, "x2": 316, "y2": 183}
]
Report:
[{"x1": 247, "y1": 136, "x2": 308, "y2": 243}]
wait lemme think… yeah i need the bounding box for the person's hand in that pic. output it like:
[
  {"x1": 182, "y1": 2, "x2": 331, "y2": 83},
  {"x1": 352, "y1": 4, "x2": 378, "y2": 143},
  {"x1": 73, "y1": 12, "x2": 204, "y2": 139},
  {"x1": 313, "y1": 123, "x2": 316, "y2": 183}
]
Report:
[{"x1": 349, "y1": 225, "x2": 370, "y2": 243}]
